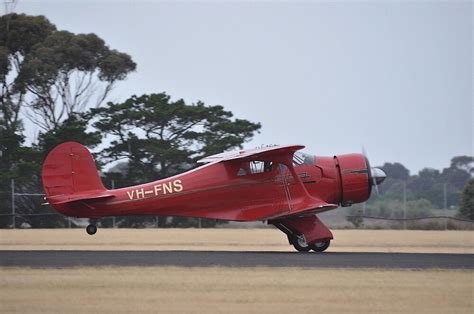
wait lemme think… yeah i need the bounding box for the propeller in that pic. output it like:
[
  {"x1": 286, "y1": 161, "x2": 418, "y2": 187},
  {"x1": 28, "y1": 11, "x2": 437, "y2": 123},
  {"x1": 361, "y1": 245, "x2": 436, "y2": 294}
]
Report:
[{"x1": 362, "y1": 147, "x2": 386, "y2": 196}]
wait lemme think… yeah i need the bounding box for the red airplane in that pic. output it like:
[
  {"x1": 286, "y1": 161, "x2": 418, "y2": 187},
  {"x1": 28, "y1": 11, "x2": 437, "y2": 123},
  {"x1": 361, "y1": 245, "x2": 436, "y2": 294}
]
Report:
[{"x1": 42, "y1": 142, "x2": 386, "y2": 252}]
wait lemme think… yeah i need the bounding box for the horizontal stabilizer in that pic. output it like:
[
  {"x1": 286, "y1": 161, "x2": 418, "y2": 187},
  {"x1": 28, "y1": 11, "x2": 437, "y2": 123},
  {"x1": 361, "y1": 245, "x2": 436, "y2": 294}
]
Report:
[{"x1": 47, "y1": 192, "x2": 114, "y2": 205}]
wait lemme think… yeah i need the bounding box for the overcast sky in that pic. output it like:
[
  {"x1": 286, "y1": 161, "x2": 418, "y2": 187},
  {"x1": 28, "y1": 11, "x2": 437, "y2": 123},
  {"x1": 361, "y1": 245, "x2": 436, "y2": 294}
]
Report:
[{"x1": 11, "y1": 0, "x2": 473, "y2": 174}]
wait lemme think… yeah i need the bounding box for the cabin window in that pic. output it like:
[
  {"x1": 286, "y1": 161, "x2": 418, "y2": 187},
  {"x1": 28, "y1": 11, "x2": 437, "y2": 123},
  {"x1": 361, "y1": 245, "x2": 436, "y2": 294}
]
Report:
[{"x1": 236, "y1": 160, "x2": 273, "y2": 176}]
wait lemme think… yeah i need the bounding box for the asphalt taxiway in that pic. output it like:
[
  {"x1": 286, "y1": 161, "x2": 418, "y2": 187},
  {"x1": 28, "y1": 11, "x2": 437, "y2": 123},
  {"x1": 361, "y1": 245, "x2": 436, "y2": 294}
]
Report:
[{"x1": 0, "y1": 251, "x2": 472, "y2": 268}]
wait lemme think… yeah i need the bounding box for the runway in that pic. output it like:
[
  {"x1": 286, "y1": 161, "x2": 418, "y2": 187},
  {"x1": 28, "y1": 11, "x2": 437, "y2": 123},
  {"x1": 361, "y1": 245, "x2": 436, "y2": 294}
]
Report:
[{"x1": 1, "y1": 251, "x2": 472, "y2": 268}]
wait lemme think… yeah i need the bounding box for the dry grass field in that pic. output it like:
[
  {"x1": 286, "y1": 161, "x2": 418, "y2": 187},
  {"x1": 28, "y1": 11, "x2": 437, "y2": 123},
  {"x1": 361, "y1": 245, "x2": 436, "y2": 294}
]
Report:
[
  {"x1": 0, "y1": 267, "x2": 472, "y2": 313},
  {"x1": 0, "y1": 229, "x2": 473, "y2": 253}
]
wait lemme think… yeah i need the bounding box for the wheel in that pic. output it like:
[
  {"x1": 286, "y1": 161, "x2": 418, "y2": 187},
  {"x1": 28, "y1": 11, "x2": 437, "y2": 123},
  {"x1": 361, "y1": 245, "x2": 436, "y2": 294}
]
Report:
[
  {"x1": 310, "y1": 240, "x2": 330, "y2": 252},
  {"x1": 86, "y1": 224, "x2": 97, "y2": 235},
  {"x1": 292, "y1": 235, "x2": 311, "y2": 252}
]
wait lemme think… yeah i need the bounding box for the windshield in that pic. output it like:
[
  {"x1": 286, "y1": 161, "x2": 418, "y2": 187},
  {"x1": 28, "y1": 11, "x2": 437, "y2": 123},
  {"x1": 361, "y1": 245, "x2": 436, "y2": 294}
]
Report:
[{"x1": 292, "y1": 151, "x2": 315, "y2": 166}]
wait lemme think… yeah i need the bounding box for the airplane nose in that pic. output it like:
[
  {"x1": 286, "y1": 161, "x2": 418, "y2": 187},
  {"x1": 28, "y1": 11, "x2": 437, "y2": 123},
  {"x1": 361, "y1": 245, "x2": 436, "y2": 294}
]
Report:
[{"x1": 370, "y1": 167, "x2": 386, "y2": 186}]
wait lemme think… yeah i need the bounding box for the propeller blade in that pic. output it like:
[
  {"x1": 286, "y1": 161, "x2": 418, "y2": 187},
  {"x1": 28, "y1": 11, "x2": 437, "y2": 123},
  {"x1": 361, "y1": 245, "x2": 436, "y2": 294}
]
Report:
[
  {"x1": 362, "y1": 146, "x2": 386, "y2": 196},
  {"x1": 374, "y1": 179, "x2": 380, "y2": 195}
]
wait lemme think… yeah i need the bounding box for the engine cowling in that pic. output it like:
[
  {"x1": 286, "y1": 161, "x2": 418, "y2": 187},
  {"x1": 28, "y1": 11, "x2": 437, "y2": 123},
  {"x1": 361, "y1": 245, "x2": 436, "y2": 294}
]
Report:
[
  {"x1": 333, "y1": 153, "x2": 387, "y2": 206},
  {"x1": 335, "y1": 154, "x2": 370, "y2": 206}
]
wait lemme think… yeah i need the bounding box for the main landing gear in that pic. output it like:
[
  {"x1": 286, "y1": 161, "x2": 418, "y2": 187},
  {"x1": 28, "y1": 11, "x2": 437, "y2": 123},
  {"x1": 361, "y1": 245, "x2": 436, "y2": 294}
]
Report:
[
  {"x1": 86, "y1": 223, "x2": 97, "y2": 235},
  {"x1": 270, "y1": 215, "x2": 333, "y2": 253},
  {"x1": 290, "y1": 235, "x2": 331, "y2": 253}
]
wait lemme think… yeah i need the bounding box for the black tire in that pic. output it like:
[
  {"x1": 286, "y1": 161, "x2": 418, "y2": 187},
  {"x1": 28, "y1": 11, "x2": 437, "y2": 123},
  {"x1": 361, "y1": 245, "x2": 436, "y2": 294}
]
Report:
[
  {"x1": 310, "y1": 240, "x2": 330, "y2": 252},
  {"x1": 86, "y1": 224, "x2": 97, "y2": 235},
  {"x1": 292, "y1": 235, "x2": 311, "y2": 252}
]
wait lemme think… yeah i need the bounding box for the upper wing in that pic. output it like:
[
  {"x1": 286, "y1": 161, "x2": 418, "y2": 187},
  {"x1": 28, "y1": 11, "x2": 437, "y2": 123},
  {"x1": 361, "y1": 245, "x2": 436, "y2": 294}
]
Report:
[{"x1": 197, "y1": 145, "x2": 305, "y2": 163}]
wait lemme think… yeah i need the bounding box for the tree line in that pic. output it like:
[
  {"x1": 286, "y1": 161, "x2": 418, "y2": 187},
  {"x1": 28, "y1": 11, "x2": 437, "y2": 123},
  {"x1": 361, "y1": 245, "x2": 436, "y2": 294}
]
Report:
[{"x1": 347, "y1": 159, "x2": 473, "y2": 228}]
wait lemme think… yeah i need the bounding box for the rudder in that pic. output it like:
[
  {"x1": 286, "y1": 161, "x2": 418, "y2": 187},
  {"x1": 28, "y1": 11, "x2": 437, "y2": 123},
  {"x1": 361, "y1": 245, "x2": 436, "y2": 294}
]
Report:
[{"x1": 42, "y1": 142, "x2": 105, "y2": 197}]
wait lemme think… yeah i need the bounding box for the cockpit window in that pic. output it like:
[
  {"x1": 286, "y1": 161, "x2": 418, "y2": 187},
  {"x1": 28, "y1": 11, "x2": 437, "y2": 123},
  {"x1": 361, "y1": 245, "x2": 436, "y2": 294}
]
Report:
[{"x1": 293, "y1": 152, "x2": 315, "y2": 166}]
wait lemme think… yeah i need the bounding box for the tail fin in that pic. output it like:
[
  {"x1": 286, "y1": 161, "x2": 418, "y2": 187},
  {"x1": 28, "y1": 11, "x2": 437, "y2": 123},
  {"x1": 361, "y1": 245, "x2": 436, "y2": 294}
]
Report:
[{"x1": 42, "y1": 142, "x2": 106, "y2": 199}]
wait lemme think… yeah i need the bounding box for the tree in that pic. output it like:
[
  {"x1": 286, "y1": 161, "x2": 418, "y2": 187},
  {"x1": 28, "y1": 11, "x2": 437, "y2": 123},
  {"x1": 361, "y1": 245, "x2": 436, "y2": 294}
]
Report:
[
  {"x1": 35, "y1": 114, "x2": 102, "y2": 155},
  {"x1": 459, "y1": 179, "x2": 474, "y2": 220},
  {"x1": 381, "y1": 162, "x2": 410, "y2": 180},
  {"x1": 1, "y1": 13, "x2": 136, "y2": 132},
  {"x1": 407, "y1": 168, "x2": 443, "y2": 207},
  {"x1": 441, "y1": 160, "x2": 472, "y2": 191},
  {"x1": 0, "y1": 13, "x2": 56, "y2": 133},
  {"x1": 379, "y1": 162, "x2": 410, "y2": 196},
  {"x1": 0, "y1": 14, "x2": 136, "y2": 228},
  {"x1": 412, "y1": 168, "x2": 440, "y2": 190},
  {"x1": 91, "y1": 93, "x2": 261, "y2": 183},
  {"x1": 450, "y1": 156, "x2": 474, "y2": 174},
  {"x1": 0, "y1": 124, "x2": 42, "y2": 227}
]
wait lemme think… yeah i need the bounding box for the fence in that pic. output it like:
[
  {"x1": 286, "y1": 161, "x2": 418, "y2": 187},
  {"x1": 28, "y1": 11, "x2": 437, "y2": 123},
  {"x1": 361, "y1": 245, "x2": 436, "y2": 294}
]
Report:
[{"x1": 345, "y1": 214, "x2": 473, "y2": 230}]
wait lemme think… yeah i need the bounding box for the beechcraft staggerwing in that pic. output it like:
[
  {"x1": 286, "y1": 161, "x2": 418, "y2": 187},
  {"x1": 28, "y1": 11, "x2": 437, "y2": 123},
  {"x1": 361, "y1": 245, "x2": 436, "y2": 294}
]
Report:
[{"x1": 42, "y1": 142, "x2": 386, "y2": 252}]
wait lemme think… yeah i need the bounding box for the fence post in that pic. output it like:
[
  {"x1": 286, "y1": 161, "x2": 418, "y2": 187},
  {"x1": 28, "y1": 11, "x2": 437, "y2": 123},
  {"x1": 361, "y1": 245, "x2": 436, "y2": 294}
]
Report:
[
  {"x1": 403, "y1": 181, "x2": 407, "y2": 230},
  {"x1": 443, "y1": 183, "x2": 448, "y2": 230},
  {"x1": 11, "y1": 179, "x2": 15, "y2": 229},
  {"x1": 111, "y1": 180, "x2": 116, "y2": 228}
]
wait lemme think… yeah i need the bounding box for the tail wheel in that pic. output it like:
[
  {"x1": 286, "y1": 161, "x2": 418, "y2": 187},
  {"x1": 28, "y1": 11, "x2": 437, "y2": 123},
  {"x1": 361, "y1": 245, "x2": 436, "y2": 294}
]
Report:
[
  {"x1": 292, "y1": 235, "x2": 311, "y2": 252},
  {"x1": 86, "y1": 224, "x2": 97, "y2": 235},
  {"x1": 310, "y1": 240, "x2": 330, "y2": 252}
]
